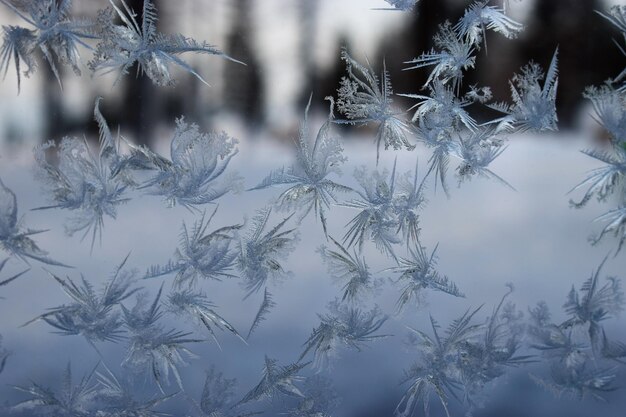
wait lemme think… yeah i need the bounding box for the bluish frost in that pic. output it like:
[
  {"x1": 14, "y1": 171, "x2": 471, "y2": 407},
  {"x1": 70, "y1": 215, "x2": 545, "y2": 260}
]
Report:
[
  {"x1": 335, "y1": 49, "x2": 414, "y2": 163},
  {"x1": 238, "y1": 356, "x2": 308, "y2": 405},
  {"x1": 454, "y1": 1, "x2": 523, "y2": 50},
  {"x1": 0, "y1": 257, "x2": 28, "y2": 289},
  {"x1": 25, "y1": 255, "x2": 139, "y2": 347},
  {"x1": 404, "y1": 22, "x2": 476, "y2": 93},
  {"x1": 454, "y1": 128, "x2": 513, "y2": 189},
  {"x1": 487, "y1": 48, "x2": 559, "y2": 132},
  {"x1": 318, "y1": 236, "x2": 381, "y2": 303},
  {"x1": 34, "y1": 100, "x2": 129, "y2": 249},
  {"x1": 0, "y1": 0, "x2": 95, "y2": 92},
  {"x1": 121, "y1": 286, "x2": 203, "y2": 393},
  {"x1": 247, "y1": 288, "x2": 276, "y2": 340},
  {"x1": 140, "y1": 118, "x2": 241, "y2": 208},
  {"x1": 0, "y1": 177, "x2": 69, "y2": 267},
  {"x1": 166, "y1": 288, "x2": 246, "y2": 348},
  {"x1": 236, "y1": 208, "x2": 299, "y2": 298},
  {"x1": 299, "y1": 300, "x2": 388, "y2": 370},
  {"x1": 342, "y1": 158, "x2": 426, "y2": 256},
  {"x1": 144, "y1": 207, "x2": 241, "y2": 287},
  {"x1": 249, "y1": 96, "x2": 351, "y2": 236},
  {"x1": 89, "y1": 0, "x2": 243, "y2": 86},
  {"x1": 390, "y1": 243, "x2": 464, "y2": 312}
]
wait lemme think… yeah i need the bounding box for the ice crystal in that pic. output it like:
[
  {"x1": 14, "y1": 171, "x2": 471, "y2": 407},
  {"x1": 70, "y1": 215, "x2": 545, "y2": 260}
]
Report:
[
  {"x1": 140, "y1": 118, "x2": 241, "y2": 208},
  {"x1": 238, "y1": 356, "x2": 308, "y2": 405},
  {"x1": 247, "y1": 288, "x2": 276, "y2": 340},
  {"x1": 237, "y1": 208, "x2": 298, "y2": 298},
  {"x1": 454, "y1": 1, "x2": 523, "y2": 50},
  {"x1": 488, "y1": 48, "x2": 559, "y2": 132},
  {"x1": 12, "y1": 363, "x2": 97, "y2": 417},
  {"x1": 335, "y1": 49, "x2": 414, "y2": 162},
  {"x1": 596, "y1": 6, "x2": 626, "y2": 89},
  {"x1": 300, "y1": 301, "x2": 388, "y2": 369},
  {"x1": 144, "y1": 208, "x2": 241, "y2": 287},
  {"x1": 166, "y1": 289, "x2": 246, "y2": 348},
  {"x1": 26, "y1": 255, "x2": 139, "y2": 346},
  {"x1": 250, "y1": 97, "x2": 351, "y2": 236},
  {"x1": 122, "y1": 287, "x2": 203, "y2": 393},
  {"x1": 0, "y1": 0, "x2": 95, "y2": 92},
  {"x1": 404, "y1": 23, "x2": 475, "y2": 92},
  {"x1": 377, "y1": 0, "x2": 419, "y2": 11},
  {"x1": 34, "y1": 100, "x2": 129, "y2": 248},
  {"x1": 318, "y1": 237, "x2": 379, "y2": 303},
  {"x1": 94, "y1": 363, "x2": 176, "y2": 417},
  {"x1": 390, "y1": 243, "x2": 464, "y2": 312},
  {"x1": 0, "y1": 177, "x2": 69, "y2": 266},
  {"x1": 0, "y1": 257, "x2": 28, "y2": 289},
  {"x1": 89, "y1": 0, "x2": 242, "y2": 86},
  {"x1": 454, "y1": 128, "x2": 512, "y2": 189},
  {"x1": 342, "y1": 158, "x2": 426, "y2": 256}
]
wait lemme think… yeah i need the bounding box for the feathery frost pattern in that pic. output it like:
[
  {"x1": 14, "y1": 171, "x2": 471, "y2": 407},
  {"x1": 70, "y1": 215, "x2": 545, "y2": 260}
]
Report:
[{"x1": 4, "y1": 1, "x2": 626, "y2": 417}]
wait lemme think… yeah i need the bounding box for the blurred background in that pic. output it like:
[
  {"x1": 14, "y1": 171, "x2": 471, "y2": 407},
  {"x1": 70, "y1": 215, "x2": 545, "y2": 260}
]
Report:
[
  {"x1": 0, "y1": 1, "x2": 626, "y2": 417},
  {"x1": 0, "y1": 0, "x2": 624, "y2": 148}
]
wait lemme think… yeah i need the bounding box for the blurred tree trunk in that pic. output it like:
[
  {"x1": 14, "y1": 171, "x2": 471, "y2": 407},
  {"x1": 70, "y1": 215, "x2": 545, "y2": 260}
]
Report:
[{"x1": 224, "y1": 0, "x2": 263, "y2": 125}]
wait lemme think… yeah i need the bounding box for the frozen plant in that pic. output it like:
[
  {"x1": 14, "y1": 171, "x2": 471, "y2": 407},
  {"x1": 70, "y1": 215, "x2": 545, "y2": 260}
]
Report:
[
  {"x1": 34, "y1": 100, "x2": 129, "y2": 248},
  {"x1": 25, "y1": 255, "x2": 139, "y2": 348},
  {"x1": 318, "y1": 236, "x2": 380, "y2": 303},
  {"x1": 300, "y1": 300, "x2": 389, "y2": 369},
  {"x1": 237, "y1": 208, "x2": 298, "y2": 298},
  {"x1": 166, "y1": 289, "x2": 246, "y2": 349},
  {"x1": 139, "y1": 118, "x2": 241, "y2": 208},
  {"x1": 238, "y1": 356, "x2": 308, "y2": 405},
  {"x1": 144, "y1": 208, "x2": 241, "y2": 287},
  {"x1": 0, "y1": 177, "x2": 69, "y2": 266},
  {"x1": 454, "y1": 1, "x2": 523, "y2": 50},
  {"x1": 250, "y1": 96, "x2": 351, "y2": 236},
  {"x1": 0, "y1": 0, "x2": 95, "y2": 92},
  {"x1": 89, "y1": 0, "x2": 242, "y2": 86},
  {"x1": 335, "y1": 49, "x2": 414, "y2": 163},
  {"x1": 390, "y1": 243, "x2": 464, "y2": 312},
  {"x1": 488, "y1": 48, "x2": 559, "y2": 132}
]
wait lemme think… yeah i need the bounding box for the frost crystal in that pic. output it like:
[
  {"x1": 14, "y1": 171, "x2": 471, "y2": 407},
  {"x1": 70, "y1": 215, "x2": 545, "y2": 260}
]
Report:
[
  {"x1": 247, "y1": 288, "x2": 276, "y2": 340},
  {"x1": 391, "y1": 243, "x2": 464, "y2": 312},
  {"x1": 0, "y1": 177, "x2": 69, "y2": 266},
  {"x1": 26, "y1": 255, "x2": 139, "y2": 346},
  {"x1": 488, "y1": 48, "x2": 559, "y2": 132},
  {"x1": 34, "y1": 100, "x2": 129, "y2": 248},
  {"x1": 300, "y1": 300, "x2": 388, "y2": 369},
  {"x1": 318, "y1": 237, "x2": 379, "y2": 303},
  {"x1": 454, "y1": 1, "x2": 523, "y2": 49},
  {"x1": 140, "y1": 118, "x2": 241, "y2": 208},
  {"x1": 238, "y1": 356, "x2": 308, "y2": 405},
  {"x1": 0, "y1": 0, "x2": 95, "y2": 92},
  {"x1": 166, "y1": 289, "x2": 246, "y2": 348},
  {"x1": 89, "y1": 0, "x2": 242, "y2": 86},
  {"x1": 12, "y1": 363, "x2": 97, "y2": 417},
  {"x1": 404, "y1": 23, "x2": 475, "y2": 92},
  {"x1": 0, "y1": 257, "x2": 28, "y2": 288},
  {"x1": 145, "y1": 208, "x2": 241, "y2": 287},
  {"x1": 335, "y1": 49, "x2": 414, "y2": 162},
  {"x1": 237, "y1": 208, "x2": 298, "y2": 298},
  {"x1": 122, "y1": 287, "x2": 203, "y2": 393},
  {"x1": 378, "y1": 0, "x2": 419, "y2": 11},
  {"x1": 250, "y1": 97, "x2": 351, "y2": 236},
  {"x1": 342, "y1": 158, "x2": 426, "y2": 256}
]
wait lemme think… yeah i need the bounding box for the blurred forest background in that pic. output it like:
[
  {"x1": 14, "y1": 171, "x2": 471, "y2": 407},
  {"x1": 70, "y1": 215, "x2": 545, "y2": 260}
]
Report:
[{"x1": 0, "y1": 0, "x2": 623, "y2": 148}]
